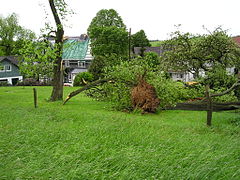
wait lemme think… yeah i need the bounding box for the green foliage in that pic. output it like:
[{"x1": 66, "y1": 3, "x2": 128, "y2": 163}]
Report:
[
  {"x1": 211, "y1": 87, "x2": 238, "y2": 102},
  {"x1": 0, "y1": 13, "x2": 36, "y2": 55},
  {"x1": 88, "y1": 9, "x2": 128, "y2": 79},
  {"x1": 87, "y1": 9, "x2": 126, "y2": 36},
  {"x1": 19, "y1": 40, "x2": 55, "y2": 79},
  {"x1": 0, "y1": 81, "x2": 10, "y2": 86},
  {"x1": 87, "y1": 9, "x2": 128, "y2": 79},
  {"x1": 131, "y1": 30, "x2": 151, "y2": 53},
  {"x1": 88, "y1": 58, "x2": 204, "y2": 111},
  {"x1": 73, "y1": 72, "x2": 94, "y2": 86},
  {"x1": 161, "y1": 28, "x2": 240, "y2": 77},
  {"x1": 202, "y1": 66, "x2": 237, "y2": 89},
  {"x1": 88, "y1": 56, "x2": 106, "y2": 80},
  {"x1": 90, "y1": 26, "x2": 128, "y2": 57},
  {"x1": 88, "y1": 54, "x2": 128, "y2": 80},
  {"x1": 1, "y1": 86, "x2": 240, "y2": 179},
  {"x1": 142, "y1": 52, "x2": 160, "y2": 69}
]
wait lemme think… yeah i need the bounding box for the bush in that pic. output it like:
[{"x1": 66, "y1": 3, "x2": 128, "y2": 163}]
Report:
[
  {"x1": 16, "y1": 78, "x2": 37, "y2": 86},
  {"x1": 0, "y1": 81, "x2": 10, "y2": 86},
  {"x1": 73, "y1": 72, "x2": 94, "y2": 86},
  {"x1": 16, "y1": 78, "x2": 52, "y2": 86}
]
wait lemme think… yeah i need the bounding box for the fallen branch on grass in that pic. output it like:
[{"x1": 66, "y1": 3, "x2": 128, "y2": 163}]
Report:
[{"x1": 63, "y1": 78, "x2": 111, "y2": 105}]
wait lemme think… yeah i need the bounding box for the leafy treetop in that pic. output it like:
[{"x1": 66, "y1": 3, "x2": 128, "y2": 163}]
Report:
[
  {"x1": 87, "y1": 9, "x2": 126, "y2": 37},
  {"x1": 131, "y1": 29, "x2": 151, "y2": 53},
  {"x1": 0, "y1": 13, "x2": 35, "y2": 56}
]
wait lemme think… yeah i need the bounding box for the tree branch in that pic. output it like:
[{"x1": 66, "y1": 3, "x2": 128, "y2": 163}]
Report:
[
  {"x1": 63, "y1": 79, "x2": 111, "y2": 105},
  {"x1": 211, "y1": 80, "x2": 240, "y2": 97}
]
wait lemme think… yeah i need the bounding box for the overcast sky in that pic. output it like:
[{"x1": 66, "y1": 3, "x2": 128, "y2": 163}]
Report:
[{"x1": 0, "y1": 0, "x2": 240, "y2": 40}]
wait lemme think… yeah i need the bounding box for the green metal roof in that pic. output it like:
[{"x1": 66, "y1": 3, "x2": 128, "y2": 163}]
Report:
[{"x1": 62, "y1": 39, "x2": 89, "y2": 60}]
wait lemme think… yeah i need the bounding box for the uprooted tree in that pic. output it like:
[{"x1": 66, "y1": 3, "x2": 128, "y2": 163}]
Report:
[
  {"x1": 63, "y1": 57, "x2": 184, "y2": 113},
  {"x1": 131, "y1": 75, "x2": 160, "y2": 113},
  {"x1": 63, "y1": 71, "x2": 161, "y2": 114}
]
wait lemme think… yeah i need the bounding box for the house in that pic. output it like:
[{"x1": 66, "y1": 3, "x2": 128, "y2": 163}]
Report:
[
  {"x1": 134, "y1": 46, "x2": 195, "y2": 82},
  {"x1": 62, "y1": 34, "x2": 93, "y2": 83},
  {"x1": 0, "y1": 56, "x2": 23, "y2": 85}
]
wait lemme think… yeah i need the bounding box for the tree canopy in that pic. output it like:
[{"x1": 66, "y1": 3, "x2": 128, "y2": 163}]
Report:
[
  {"x1": 90, "y1": 26, "x2": 128, "y2": 56},
  {"x1": 87, "y1": 9, "x2": 128, "y2": 57},
  {"x1": 131, "y1": 30, "x2": 151, "y2": 53},
  {"x1": 0, "y1": 13, "x2": 35, "y2": 56},
  {"x1": 87, "y1": 9, "x2": 126, "y2": 36},
  {"x1": 19, "y1": 40, "x2": 55, "y2": 80},
  {"x1": 87, "y1": 9, "x2": 129, "y2": 79},
  {"x1": 160, "y1": 28, "x2": 240, "y2": 78}
]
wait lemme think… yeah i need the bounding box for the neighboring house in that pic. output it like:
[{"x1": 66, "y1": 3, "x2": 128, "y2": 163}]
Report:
[
  {"x1": 0, "y1": 56, "x2": 23, "y2": 85},
  {"x1": 62, "y1": 34, "x2": 93, "y2": 83},
  {"x1": 134, "y1": 46, "x2": 195, "y2": 82}
]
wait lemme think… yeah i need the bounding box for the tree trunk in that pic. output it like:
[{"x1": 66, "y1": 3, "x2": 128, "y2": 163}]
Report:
[
  {"x1": 49, "y1": 0, "x2": 64, "y2": 101},
  {"x1": 50, "y1": 57, "x2": 63, "y2": 101}
]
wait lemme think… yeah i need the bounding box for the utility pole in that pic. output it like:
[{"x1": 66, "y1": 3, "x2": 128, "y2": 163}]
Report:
[{"x1": 128, "y1": 28, "x2": 131, "y2": 61}]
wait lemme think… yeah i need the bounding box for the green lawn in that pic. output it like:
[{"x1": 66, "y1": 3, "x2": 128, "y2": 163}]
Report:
[
  {"x1": 150, "y1": 41, "x2": 164, "y2": 47},
  {"x1": 0, "y1": 86, "x2": 239, "y2": 179}
]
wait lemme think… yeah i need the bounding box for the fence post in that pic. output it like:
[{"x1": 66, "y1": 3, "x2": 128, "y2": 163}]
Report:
[
  {"x1": 33, "y1": 88, "x2": 38, "y2": 108},
  {"x1": 205, "y1": 85, "x2": 212, "y2": 126}
]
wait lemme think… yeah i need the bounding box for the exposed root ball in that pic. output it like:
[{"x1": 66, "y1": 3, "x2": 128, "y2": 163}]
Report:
[{"x1": 131, "y1": 79, "x2": 160, "y2": 113}]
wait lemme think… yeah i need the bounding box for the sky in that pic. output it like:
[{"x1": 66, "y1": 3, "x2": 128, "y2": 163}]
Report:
[{"x1": 0, "y1": 0, "x2": 240, "y2": 40}]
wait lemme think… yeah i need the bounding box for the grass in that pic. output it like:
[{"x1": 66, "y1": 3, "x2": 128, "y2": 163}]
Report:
[
  {"x1": 0, "y1": 86, "x2": 239, "y2": 179},
  {"x1": 150, "y1": 41, "x2": 164, "y2": 47}
]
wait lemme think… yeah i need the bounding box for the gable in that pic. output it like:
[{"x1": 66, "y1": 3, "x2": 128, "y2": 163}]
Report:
[{"x1": 0, "y1": 56, "x2": 19, "y2": 66}]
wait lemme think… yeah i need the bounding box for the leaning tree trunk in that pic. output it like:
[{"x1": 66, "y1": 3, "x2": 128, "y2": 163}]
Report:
[{"x1": 49, "y1": 0, "x2": 64, "y2": 101}]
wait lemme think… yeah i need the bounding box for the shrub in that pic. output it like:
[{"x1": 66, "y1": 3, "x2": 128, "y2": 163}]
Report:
[
  {"x1": 17, "y1": 78, "x2": 38, "y2": 86},
  {"x1": 0, "y1": 81, "x2": 10, "y2": 86},
  {"x1": 16, "y1": 78, "x2": 52, "y2": 86},
  {"x1": 73, "y1": 72, "x2": 94, "y2": 86}
]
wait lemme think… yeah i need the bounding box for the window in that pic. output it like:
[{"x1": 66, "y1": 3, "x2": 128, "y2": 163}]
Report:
[
  {"x1": 78, "y1": 61, "x2": 85, "y2": 68},
  {"x1": 176, "y1": 73, "x2": 184, "y2": 79},
  {"x1": 65, "y1": 60, "x2": 70, "y2": 67},
  {"x1": 5, "y1": 65, "x2": 11, "y2": 71}
]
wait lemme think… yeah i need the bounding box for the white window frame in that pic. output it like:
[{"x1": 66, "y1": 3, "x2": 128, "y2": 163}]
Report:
[
  {"x1": 65, "y1": 60, "x2": 70, "y2": 67},
  {"x1": 78, "y1": 61, "x2": 85, "y2": 68}
]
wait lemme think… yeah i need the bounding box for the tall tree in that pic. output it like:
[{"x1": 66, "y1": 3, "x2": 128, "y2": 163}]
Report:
[
  {"x1": 48, "y1": 0, "x2": 65, "y2": 101},
  {"x1": 0, "y1": 13, "x2": 35, "y2": 56},
  {"x1": 19, "y1": 0, "x2": 72, "y2": 101},
  {"x1": 87, "y1": 9, "x2": 126, "y2": 36},
  {"x1": 131, "y1": 30, "x2": 151, "y2": 54},
  {"x1": 87, "y1": 9, "x2": 128, "y2": 56},
  {"x1": 87, "y1": 9, "x2": 129, "y2": 79}
]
